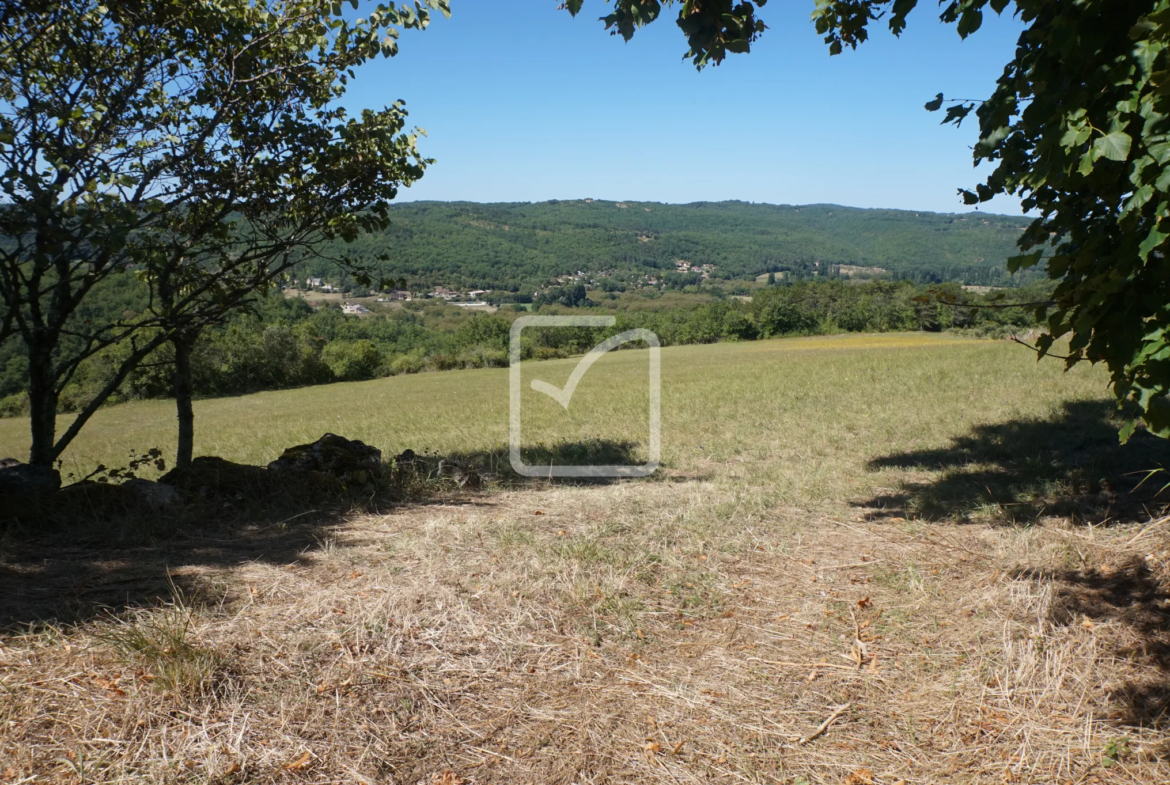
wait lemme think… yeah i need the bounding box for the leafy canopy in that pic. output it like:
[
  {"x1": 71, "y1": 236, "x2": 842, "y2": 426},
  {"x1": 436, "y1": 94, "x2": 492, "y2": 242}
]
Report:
[
  {"x1": 0, "y1": 0, "x2": 447, "y2": 464},
  {"x1": 566, "y1": 0, "x2": 1170, "y2": 440}
]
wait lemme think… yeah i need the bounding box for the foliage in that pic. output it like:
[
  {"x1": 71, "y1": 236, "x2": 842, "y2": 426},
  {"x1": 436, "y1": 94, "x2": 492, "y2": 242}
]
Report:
[
  {"x1": 565, "y1": 0, "x2": 1170, "y2": 440},
  {"x1": 322, "y1": 339, "x2": 384, "y2": 381},
  {"x1": 301, "y1": 200, "x2": 1036, "y2": 293},
  {"x1": 0, "y1": 0, "x2": 444, "y2": 465},
  {"x1": 0, "y1": 280, "x2": 1047, "y2": 414},
  {"x1": 69, "y1": 448, "x2": 167, "y2": 485}
]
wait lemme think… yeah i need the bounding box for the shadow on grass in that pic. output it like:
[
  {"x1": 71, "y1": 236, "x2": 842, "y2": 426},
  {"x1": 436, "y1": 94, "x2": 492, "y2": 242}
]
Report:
[
  {"x1": 1014, "y1": 558, "x2": 1170, "y2": 732},
  {"x1": 449, "y1": 437, "x2": 652, "y2": 486},
  {"x1": 0, "y1": 438, "x2": 649, "y2": 631},
  {"x1": 856, "y1": 400, "x2": 1170, "y2": 525}
]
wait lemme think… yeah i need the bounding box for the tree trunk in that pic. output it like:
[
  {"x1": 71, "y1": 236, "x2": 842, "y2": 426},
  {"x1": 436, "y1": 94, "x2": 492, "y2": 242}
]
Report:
[
  {"x1": 172, "y1": 333, "x2": 196, "y2": 470},
  {"x1": 27, "y1": 344, "x2": 58, "y2": 467}
]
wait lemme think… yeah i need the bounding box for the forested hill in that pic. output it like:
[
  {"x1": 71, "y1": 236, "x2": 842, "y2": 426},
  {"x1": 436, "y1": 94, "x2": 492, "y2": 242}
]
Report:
[{"x1": 315, "y1": 200, "x2": 1036, "y2": 291}]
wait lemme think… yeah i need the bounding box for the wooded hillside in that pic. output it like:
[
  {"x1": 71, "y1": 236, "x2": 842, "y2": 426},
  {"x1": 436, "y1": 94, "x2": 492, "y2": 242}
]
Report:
[{"x1": 305, "y1": 200, "x2": 1035, "y2": 290}]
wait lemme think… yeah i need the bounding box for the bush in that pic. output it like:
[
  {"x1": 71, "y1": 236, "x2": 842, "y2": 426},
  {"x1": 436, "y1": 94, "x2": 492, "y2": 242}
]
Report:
[
  {"x1": 387, "y1": 350, "x2": 426, "y2": 375},
  {"x1": 321, "y1": 339, "x2": 382, "y2": 381},
  {"x1": 0, "y1": 392, "x2": 28, "y2": 418}
]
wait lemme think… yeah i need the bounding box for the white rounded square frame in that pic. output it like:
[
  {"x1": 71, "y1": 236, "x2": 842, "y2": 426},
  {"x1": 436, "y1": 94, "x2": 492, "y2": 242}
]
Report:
[{"x1": 509, "y1": 315, "x2": 660, "y2": 478}]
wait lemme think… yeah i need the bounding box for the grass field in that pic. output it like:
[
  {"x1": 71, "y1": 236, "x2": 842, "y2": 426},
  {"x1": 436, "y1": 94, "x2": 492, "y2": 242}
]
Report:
[{"x1": 3, "y1": 332, "x2": 1170, "y2": 784}]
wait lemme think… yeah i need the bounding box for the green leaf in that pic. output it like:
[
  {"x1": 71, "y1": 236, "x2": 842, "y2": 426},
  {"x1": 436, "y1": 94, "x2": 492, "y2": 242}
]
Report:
[
  {"x1": 1092, "y1": 131, "x2": 1132, "y2": 162},
  {"x1": 1150, "y1": 140, "x2": 1170, "y2": 164},
  {"x1": 924, "y1": 92, "x2": 943, "y2": 112},
  {"x1": 1125, "y1": 184, "x2": 1155, "y2": 212},
  {"x1": 1007, "y1": 251, "x2": 1042, "y2": 273},
  {"x1": 1139, "y1": 224, "x2": 1168, "y2": 261},
  {"x1": 957, "y1": 8, "x2": 983, "y2": 38}
]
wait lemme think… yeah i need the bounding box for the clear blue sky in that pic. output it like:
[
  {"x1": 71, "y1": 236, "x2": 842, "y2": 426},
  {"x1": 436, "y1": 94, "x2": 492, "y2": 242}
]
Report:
[{"x1": 341, "y1": 2, "x2": 1027, "y2": 216}]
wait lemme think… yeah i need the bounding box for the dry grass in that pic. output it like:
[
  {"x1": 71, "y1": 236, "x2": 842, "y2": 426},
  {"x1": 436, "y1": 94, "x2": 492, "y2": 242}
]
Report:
[{"x1": 2, "y1": 333, "x2": 1170, "y2": 784}]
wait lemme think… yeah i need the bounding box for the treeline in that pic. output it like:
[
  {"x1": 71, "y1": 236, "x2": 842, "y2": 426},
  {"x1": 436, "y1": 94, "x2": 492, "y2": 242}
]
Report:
[
  {"x1": 0, "y1": 279, "x2": 1046, "y2": 417},
  {"x1": 295, "y1": 200, "x2": 1039, "y2": 293}
]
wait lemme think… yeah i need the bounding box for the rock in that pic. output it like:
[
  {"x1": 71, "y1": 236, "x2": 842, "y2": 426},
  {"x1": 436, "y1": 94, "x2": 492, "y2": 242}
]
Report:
[
  {"x1": 122, "y1": 478, "x2": 180, "y2": 510},
  {"x1": 53, "y1": 480, "x2": 140, "y2": 517},
  {"x1": 0, "y1": 461, "x2": 61, "y2": 495},
  {"x1": 267, "y1": 433, "x2": 381, "y2": 485},
  {"x1": 159, "y1": 456, "x2": 279, "y2": 497},
  {"x1": 159, "y1": 455, "x2": 342, "y2": 503}
]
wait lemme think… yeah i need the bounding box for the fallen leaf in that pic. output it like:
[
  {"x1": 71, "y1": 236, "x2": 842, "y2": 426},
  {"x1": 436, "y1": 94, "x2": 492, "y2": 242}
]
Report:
[
  {"x1": 672, "y1": 740, "x2": 686, "y2": 755},
  {"x1": 92, "y1": 676, "x2": 126, "y2": 697},
  {"x1": 431, "y1": 771, "x2": 465, "y2": 785},
  {"x1": 844, "y1": 768, "x2": 875, "y2": 785},
  {"x1": 350, "y1": 571, "x2": 362, "y2": 579},
  {"x1": 533, "y1": 510, "x2": 544, "y2": 515},
  {"x1": 857, "y1": 596, "x2": 873, "y2": 609},
  {"x1": 643, "y1": 741, "x2": 661, "y2": 753},
  {"x1": 281, "y1": 751, "x2": 313, "y2": 771}
]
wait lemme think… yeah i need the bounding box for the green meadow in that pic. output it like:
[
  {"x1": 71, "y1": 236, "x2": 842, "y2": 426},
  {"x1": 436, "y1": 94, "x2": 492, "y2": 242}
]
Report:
[{"x1": 0, "y1": 332, "x2": 1111, "y2": 513}]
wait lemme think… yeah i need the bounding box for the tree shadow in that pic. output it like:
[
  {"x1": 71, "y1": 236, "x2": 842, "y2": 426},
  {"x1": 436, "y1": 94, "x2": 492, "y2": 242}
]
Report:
[
  {"x1": 0, "y1": 438, "x2": 649, "y2": 631},
  {"x1": 856, "y1": 400, "x2": 1170, "y2": 525},
  {"x1": 1013, "y1": 558, "x2": 1170, "y2": 733},
  {"x1": 448, "y1": 437, "x2": 653, "y2": 486}
]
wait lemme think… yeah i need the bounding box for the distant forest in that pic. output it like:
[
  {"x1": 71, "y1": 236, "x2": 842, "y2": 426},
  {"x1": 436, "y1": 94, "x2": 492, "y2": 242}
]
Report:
[
  {"x1": 298, "y1": 200, "x2": 1038, "y2": 292},
  {"x1": 0, "y1": 277, "x2": 1048, "y2": 417}
]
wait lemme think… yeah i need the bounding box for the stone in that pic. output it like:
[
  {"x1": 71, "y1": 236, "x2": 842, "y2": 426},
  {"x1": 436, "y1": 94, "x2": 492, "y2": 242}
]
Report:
[
  {"x1": 0, "y1": 461, "x2": 61, "y2": 495},
  {"x1": 267, "y1": 433, "x2": 381, "y2": 485},
  {"x1": 159, "y1": 456, "x2": 277, "y2": 496},
  {"x1": 159, "y1": 455, "x2": 343, "y2": 504},
  {"x1": 122, "y1": 478, "x2": 180, "y2": 510}
]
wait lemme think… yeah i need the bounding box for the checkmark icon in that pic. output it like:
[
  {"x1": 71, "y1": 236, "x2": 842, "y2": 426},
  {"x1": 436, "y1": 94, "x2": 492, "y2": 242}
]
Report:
[
  {"x1": 530, "y1": 332, "x2": 635, "y2": 410},
  {"x1": 509, "y1": 315, "x2": 661, "y2": 478}
]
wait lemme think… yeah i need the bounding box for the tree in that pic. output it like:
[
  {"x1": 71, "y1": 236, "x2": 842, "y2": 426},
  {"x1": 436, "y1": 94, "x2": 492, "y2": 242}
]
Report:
[
  {"x1": 565, "y1": 0, "x2": 1170, "y2": 440},
  {"x1": 0, "y1": 0, "x2": 446, "y2": 468},
  {"x1": 322, "y1": 339, "x2": 383, "y2": 381}
]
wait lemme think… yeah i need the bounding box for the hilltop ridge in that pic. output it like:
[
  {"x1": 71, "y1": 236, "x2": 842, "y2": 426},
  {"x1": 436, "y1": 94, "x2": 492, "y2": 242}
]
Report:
[{"x1": 303, "y1": 199, "x2": 1036, "y2": 292}]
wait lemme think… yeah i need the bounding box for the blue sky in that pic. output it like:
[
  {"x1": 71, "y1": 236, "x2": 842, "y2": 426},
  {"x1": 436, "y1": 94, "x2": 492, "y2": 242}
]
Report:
[{"x1": 342, "y1": 1, "x2": 1027, "y2": 216}]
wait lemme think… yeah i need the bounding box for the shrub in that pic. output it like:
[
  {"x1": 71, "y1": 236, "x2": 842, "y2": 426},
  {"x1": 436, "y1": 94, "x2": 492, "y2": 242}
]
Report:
[
  {"x1": 387, "y1": 350, "x2": 426, "y2": 375},
  {"x1": 321, "y1": 339, "x2": 382, "y2": 381},
  {"x1": 0, "y1": 392, "x2": 28, "y2": 418}
]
